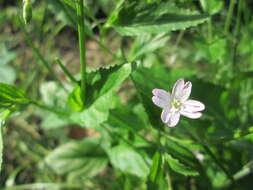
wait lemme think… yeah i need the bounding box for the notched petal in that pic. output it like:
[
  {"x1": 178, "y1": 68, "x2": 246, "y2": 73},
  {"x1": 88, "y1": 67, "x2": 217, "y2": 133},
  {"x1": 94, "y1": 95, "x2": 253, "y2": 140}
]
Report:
[
  {"x1": 152, "y1": 89, "x2": 170, "y2": 99},
  {"x1": 172, "y1": 79, "x2": 184, "y2": 99},
  {"x1": 180, "y1": 81, "x2": 192, "y2": 102},
  {"x1": 166, "y1": 111, "x2": 180, "y2": 127}
]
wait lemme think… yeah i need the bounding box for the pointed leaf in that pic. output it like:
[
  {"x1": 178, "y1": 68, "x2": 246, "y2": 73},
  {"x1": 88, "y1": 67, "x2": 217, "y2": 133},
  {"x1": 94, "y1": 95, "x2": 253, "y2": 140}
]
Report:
[
  {"x1": 0, "y1": 82, "x2": 29, "y2": 108},
  {"x1": 71, "y1": 63, "x2": 133, "y2": 127},
  {"x1": 166, "y1": 153, "x2": 199, "y2": 176},
  {"x1": 108, "y1": 2, "x2": 209, "y2": 36}
]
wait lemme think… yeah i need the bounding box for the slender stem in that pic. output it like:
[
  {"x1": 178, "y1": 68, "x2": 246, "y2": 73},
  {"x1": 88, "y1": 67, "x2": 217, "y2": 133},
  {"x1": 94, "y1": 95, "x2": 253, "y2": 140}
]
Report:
[
  {"x1": 224, "y1": 0, "x2": 237, "y2": 35},
  {"x1": 31, "y1": 101, "x2": 68, "y2": 116},
  {"x1": 207, "y1": 19, "x2": 213, "y2": 42},
  {"x1": 201, "y1": 144, "x2": 236, "y2": 184},
  {"x1": 188, "y1": 133, "x2": 238, "y2": 188},
  {"x1": 55, "y1": 58, "x2": 78, "y2": 83},
  {"x1": 76, "y1": 0, "x2": 86, "y2": 103}
]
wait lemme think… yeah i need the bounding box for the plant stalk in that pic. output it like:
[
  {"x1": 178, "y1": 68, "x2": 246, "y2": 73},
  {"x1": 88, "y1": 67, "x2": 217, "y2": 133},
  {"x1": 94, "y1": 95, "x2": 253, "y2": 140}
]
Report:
[
  {"x1": 224, "y1": 0, "x2": 237, "y2": 35},
  {"x1": 76, "y1": 0, "x2": 86, "y2": 104}
]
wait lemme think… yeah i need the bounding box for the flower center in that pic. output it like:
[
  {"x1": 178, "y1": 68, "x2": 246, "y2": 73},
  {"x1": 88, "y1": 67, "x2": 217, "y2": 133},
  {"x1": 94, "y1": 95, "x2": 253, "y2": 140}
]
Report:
[{"x1": 171, "y1": 99, "x2": 181, "y2": 109}]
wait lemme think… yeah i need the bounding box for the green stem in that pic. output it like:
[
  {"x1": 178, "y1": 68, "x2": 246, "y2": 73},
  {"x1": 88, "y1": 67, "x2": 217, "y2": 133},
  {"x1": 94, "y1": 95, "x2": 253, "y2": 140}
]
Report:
[
  {"x1": 76, "y1": 0, "x2": 86, "y2": 103},
  {"x1": 201, "y1": 144, "x2": 236, "y2": 184},
  {"x1": 189, "y1": 133, "x2": 238, "y2": 188},
  {"x1": 31, "y1": 101, "x2": 68, "y2": 116},
  {"x1": 224, "y1": 0, "x2": 237, "y2": 35},
  {"x1": 207, "y1": 19, "x2": 213, "y2": 42},
  {"x1": 55, "y1": 58, "x2": 78, "y2": 84}
]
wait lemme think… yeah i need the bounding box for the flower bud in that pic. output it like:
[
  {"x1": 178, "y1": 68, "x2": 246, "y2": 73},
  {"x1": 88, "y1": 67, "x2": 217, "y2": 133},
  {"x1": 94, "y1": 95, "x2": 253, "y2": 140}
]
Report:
[{"x1": 23, "y1": 0, "x2": 32, "y2": 24}]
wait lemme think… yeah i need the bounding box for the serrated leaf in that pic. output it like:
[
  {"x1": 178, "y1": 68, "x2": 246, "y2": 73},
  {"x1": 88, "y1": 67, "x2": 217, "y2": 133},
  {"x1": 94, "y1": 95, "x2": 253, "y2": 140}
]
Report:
[
  {"x1": 108, "y1": 2, "x2": 209, "y2": 36},
  {"x1": 70, "y1": 63, "x2": 133, "y2": 127},
  {"x1": 45, "y1": 137, "x2": 108, "y2": 179},
  {"x1": 86, "y1": 63, "x2": 133, "y2": 106},
  {"x1": 166, "y1": 153, "x2": 199, "y2": 176},
  {"x1": 109, "y1": 144, "x2": 150, "y2": 178},
  {"x1": 0, "y1": 82, "x2": 30, "y2": 108}
]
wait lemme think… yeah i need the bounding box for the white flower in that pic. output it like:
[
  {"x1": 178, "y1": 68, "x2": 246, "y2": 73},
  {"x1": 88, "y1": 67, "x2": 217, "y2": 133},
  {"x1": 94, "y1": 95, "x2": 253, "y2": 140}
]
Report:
[{"x1": 152, "y1": 78, "x2": 205, "y2": 127}]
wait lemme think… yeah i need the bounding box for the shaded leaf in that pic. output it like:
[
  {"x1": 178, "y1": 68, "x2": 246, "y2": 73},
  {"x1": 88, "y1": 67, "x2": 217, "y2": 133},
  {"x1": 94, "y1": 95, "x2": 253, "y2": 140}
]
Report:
[
  {"x1": 166, "y1": 153, "x2": 199, "y2": 176},
  {"x1": 45, "y1": 137, "x2": 108, "y2": 179}
]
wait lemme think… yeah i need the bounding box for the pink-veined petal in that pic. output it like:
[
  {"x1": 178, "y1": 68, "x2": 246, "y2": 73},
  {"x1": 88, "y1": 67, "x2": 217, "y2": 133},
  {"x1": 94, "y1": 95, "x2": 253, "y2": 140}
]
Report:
[
  {"x1": 179, "y1": 81, "x2": 192, "y2": 102},
  {"x1": 172, "y1": 79, "x2": 184, "y2": 99},
  {"x1": 152, "y1": 89, "x2": 170, "y2": 108},
  {"x1": 152, "y1": 96, "x2": 168, "y2": 108},
  {"x1": 166, "y1": 111, "x2": 180, "y2": 127},
  {"x1": 180, "y1": 110, "x2": 202, "y2": 119},
  {"x1": 161, "y1": 108, "x2": 171, "y2": 123},
  {"x1": 183, "y1": 100, "x2": 205, "y2": 112}
]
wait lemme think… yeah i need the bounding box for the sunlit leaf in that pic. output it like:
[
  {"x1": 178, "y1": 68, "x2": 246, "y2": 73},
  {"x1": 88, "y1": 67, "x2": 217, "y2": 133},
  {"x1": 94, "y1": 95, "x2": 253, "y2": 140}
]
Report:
[
  {"x1": 70, "y1": 63, "x2": 133, "y2": 127},
  {"x1": 107, "y1": 1, "x2": 209, "y2": 36},
  {"x1": 109, "y1": 144, "x2": 151, "y2": 178}
]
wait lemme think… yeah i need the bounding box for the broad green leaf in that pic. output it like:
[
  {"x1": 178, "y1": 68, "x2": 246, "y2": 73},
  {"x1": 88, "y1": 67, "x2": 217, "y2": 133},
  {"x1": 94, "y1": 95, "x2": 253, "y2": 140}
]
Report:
[
  {"x1": 109, "y1": 144, "x2": 150, "y2": 178},
  {"x1": 166, "y1": 153, "x2": 199, "y2": 176},
  {"x1": 107, "y1": 1, "x2": 209, "y2": 36},
  {"x1": 70, "y1": 91, "x2": 116, "y2": 127},
  {"x1": 86, "y1": 63, "x2": 133, "y2": 106},
  {"x1": 70, "y1": 63, "x2": 133, "y2": 127},
  {"x1": 45, "y1": 137, "x2": 108, "y2": 179},
  {"x1": 0, "y1": 82, "x2": 30, "y2": 108}
]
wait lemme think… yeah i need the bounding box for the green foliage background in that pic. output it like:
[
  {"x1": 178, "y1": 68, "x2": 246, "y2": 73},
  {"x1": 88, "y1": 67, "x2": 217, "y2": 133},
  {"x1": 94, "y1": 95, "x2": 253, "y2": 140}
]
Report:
[{"x1": 0, "y1": 0, "x2": 253, "y2": 189}]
